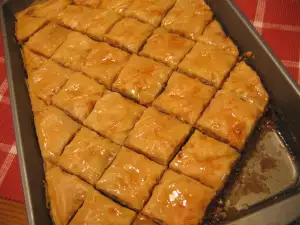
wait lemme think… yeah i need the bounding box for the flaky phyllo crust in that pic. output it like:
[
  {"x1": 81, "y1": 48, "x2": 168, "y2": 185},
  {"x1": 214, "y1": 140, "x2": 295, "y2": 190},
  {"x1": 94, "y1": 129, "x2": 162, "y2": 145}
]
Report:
[{"x1": 16, "y1": 0, "x2": 269, "y2": 224}]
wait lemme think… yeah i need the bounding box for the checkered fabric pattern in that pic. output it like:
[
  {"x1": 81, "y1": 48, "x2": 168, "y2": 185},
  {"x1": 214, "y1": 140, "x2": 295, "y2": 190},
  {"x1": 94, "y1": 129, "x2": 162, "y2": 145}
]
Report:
[{"x1": 0, "y1": 0, "x2": 299, "y2": 206}]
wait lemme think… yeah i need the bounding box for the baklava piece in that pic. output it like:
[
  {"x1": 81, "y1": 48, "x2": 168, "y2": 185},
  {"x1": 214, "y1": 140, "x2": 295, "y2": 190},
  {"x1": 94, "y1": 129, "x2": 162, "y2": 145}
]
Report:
[
  {"x1": 125, "y1": 107, "x2": 191, "y2": 165},
  {"x1": 27, "y1": 59, "x2": 75, "y2": 104},
  {"x1": 133, "y1": 215, "x2": 158, "y2": 225},
  {"x1": 34, "y1": 106, "x2": 81, "y2": 163},
  {"x1": 197, "y1": 91, "x2": 261, "y2": 150},
  {"x1": 171, "y1": 130, "x2": 240, "y2": 190},
  {"x1": 97, "y1": 147, "x2": 165, "y2": 210},
  {"x1": 112, "y1": 54, "x2": 172, "y2": 105},
  {"x1": 15, "y1": 15, "x2": 48, "y2": 43},
  {"x1": 73, "y1": 0, "x2": 101, "y2": 8},
  {"x1": 161, "y1": 0, "x2": 213, "y2": 40},
  {"x1": 52, "y1": 74, "x2": 106, "y2": 122},
  {"x1": 46, "y1": 167, "x2": 92, "y2": 225},
  {"x1": 22, "y1": 46, "x2": 47, "y2": 74},
  {"x1": 153, "y1": 72, "x2": 215, "y2": 125},
  {"x1": 125, "y1": 0, "x2": 176, "y2": 27},
  {"x1": 197, "y1": 20, "x2": 239, "y2": 56},
  {"x1": 143, "y1": 170, "x2": 216, "y2": 225},
  {"x1": 140, "y1": 28, "x2": 194, "y2": 68},
  {"x1": 52, "y1": 32, "x2": 97, "y2": 71},
  {"x1": 57, "y1": 5, "x2": 121, "y2": 40},
  {"x1": 26, "y1": 23, "x2": 70, "y2": 58},
  {"x1": 59, "y1": 127, "x2": 121, "y2": 185},
  {"x1": 69, "y1": 190, "x2": 136, "y2": 225},
  {"x1": 222, "y1": 61, "x2": 269, "y2": 112},
  {"x1": 178, "y1": 42, "x2": 237, "y2": 87},
  {"x1": 84, "y1": 92, "x2": 145, "y2": 145},
  {"x1": 99, "y1": 0, "x2": 134, "y2": 14},
  {"x1": 28, "y1": 92, "x2": 48, "y2": 113},
  {"x1": 28, "y1": 0, "x2": 72, "y2": 20},
  {"x1": 105, "y1": 18, "x2": 154, "y2": 53},
  {"x1": 83, "y1": 42, "x2": 130, "y2": 88}
]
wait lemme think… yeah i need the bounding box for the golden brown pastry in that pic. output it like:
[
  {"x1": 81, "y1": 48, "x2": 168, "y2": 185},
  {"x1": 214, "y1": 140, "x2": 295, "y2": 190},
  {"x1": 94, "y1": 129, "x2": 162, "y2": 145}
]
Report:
[
  {"x1": 125, "y1": 0, "x2": 176, "y2": 27},
  {"x1": 112, "y1": 54, "x2": 172, "y2": 105},
  {"x1": 69, "y1": 189, "x2": 136, "y2": 225},
  {"x1": 97, "y1": 147, "x2": 164, "y2": 210},
  {"x1": 84, "y1": 92, "x2": 145, "y2": 145},
  {"x1": 105, "y1": 18, "x2": 154, "y2": 53},
  {"x1": 26, "y1": 22, "x2": 70, "y2": 58},
  {"x1": 83, "y1": 42, "x2": 130, "y2": 88},
  {"x1": 59, "y1": 127, "x2": 121, "y2": 185},
  {"x1": 21, "y1": 46, "x2": 47, "y2": 74},
  {"x1": 34, "y1": 106, "x2": 81, "y2": 163},
  {"x1": 125, "y1": 107, "x2": 191, "y2": 165},
  {"x1": 153, "y1": 72, "x2": 215, "y2": 125},
  {"x1": 178, "y1": 42, "x2": 237, "y2": 87},
  {"x1": 161, "y1": 0, "x2": 213, "y2": 40},
  {"x1": 222, "y1": 61, "x2": 269, "y2": 112},
  {"x1": 15, "y1": 15, "x2": 48, "y2": 43},
  {"x1": 171, "y1": 130, "x2": 240, "y2": 190},
  {"x1": 133, "y1": 215, "x2": 158, "y2": 225},
  {"x1": 52, "y1": 73, "x2": 106, "y2": 122},
  {"x1": 197, "y1": 20, "x2": 239, "y2": 56},
  {"x1": 99, "y1": 0, "x2": 134, "y2": 14},
  {"x1": 57, "y1": 5, "x2": 121, "y2": 40},
  {"x1": 197, "y1": 91, "x2": 262, "y2": 150},
  {"x1": 46, "y1": 166, "x2": 92, "y2": 225},
  {"x1": 52, "y1": 32, "x2": 98, "y2": 71},
  {"x1": 143, "y1": 170, "x2": 216, "y2": 225},
  {"x1": 27, "y1": 59, "x2": 76, "y2": 104},
  {"x1": 140, "y1": 28, "x2": 194, "y2": 68},
  {"x1": 73, "y1": 0, "x2": 101, "y2": 8}
]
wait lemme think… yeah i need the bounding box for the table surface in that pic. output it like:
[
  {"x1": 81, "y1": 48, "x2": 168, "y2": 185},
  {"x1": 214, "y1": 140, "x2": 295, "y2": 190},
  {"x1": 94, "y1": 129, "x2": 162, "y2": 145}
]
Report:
[{"x1": 0, "y1": 0, "x2": 300, "y2": 225}]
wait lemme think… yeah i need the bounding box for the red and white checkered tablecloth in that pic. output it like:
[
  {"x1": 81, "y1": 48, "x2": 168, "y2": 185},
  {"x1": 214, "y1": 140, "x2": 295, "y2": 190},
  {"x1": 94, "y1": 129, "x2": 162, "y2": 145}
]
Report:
[{"x1": 0, "y1": 0, "x2": 299, "y2": 204}]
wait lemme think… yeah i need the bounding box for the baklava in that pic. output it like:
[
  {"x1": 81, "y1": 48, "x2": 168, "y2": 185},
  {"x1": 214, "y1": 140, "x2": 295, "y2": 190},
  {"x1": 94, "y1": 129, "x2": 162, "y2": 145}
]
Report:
[{"x1": 16, "y1": 0, "x2": 269, "y2": 224}]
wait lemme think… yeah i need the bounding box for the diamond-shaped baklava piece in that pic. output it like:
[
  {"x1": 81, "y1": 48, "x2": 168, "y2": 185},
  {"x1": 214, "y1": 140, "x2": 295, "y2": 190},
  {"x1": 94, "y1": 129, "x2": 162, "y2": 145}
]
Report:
[
  {"x1": 83, "y1": 42, "x2": 130, "y2": 88},
  {"x1": 84, "y1": 92, "x2": 145, "y2": 145},
  {"x1": 29, "y1": 0, "x2": 72, "y2": 20},
  {"x1": 125, "y1": 0, "x2": 176, "y2": 27},
  {"x1": 161, "y1": 0, "x2": 213, "y2": 40},
  {"x1": 59, "y1": 127, "x2": 121, "y2": 185},
  {"x1": 153, "y1": 72, "x2": 215, "y2": 125},
  {"x1": 140, "y1": 28, "x2": 194, "y2": 68},
  {"x1": 74, "y1": 0, "x2": 101, "y2": 8},
  {"x1": 97, "y1": 147, "x2": 165, "y2": 210},
  {"x1": 22, "y1": 46, "x2": 47, "y2": 74},
  {"x1": 178, "y1": 42, "x2": 237, "y2": 87},
  {"x1": 27, "y1": 59, "x2": 75, "y2": 104},
  {"x1": 69, "y1": 190, "x2": 136, "y2": 225},
  {"x1": 52, "y1": 32, "x2": 97, "y2": 71},
  {"x1": 34, "y1": 106, "x2": 80, "y2": 163},
  {"x1": 15, "y1": 15, "x2": 48, "y2": 43},
  {"x1": 222, "y1": 62, "x2": 269, "y2": 112},
  {"x1": 197, "y1": 20, "x2": 239, "y2": 56},
  {"x1": 112, "y1": 55, "x2": 172, "y2": 105},
  {"x1": 133, "y1": 215, "x2": 158, "y2": 225},
  {"x1": 171, "y1": 130, "x2": 239, "y2": 190},
  {"x1": 197, "y1": 91, "x2": 261, "y2": 150},
  {"x1": 52, "y1": 74, "x2": 106, "y2": 122},
  {"x1": 57, "y1": 5, "x2": 121, "y2": 40},
  {"x1": 105, "y1": 18, "x2": 154, "y2": 53},
  {"x1": 143, "y1": 170, "x2": 216, "y2": 225},
  {"x1": 46, "y1": 166, "x2": 92, "y2": 225},
  {"x1": 125, "y1": 107, "x2": 191, "y2": 165},
  {"x1": 26, "y1": 23, "x2": 70, "y2": 58},
  {"x1": 99, "y1": 0, "x2": 134, "y2": 14}
]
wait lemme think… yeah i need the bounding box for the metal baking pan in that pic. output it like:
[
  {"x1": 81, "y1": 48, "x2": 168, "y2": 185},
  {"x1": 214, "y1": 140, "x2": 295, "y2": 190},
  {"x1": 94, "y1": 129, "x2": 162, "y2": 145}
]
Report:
[{"x1": 1, "y1": 0, "x2": 300, "y2": 224}]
